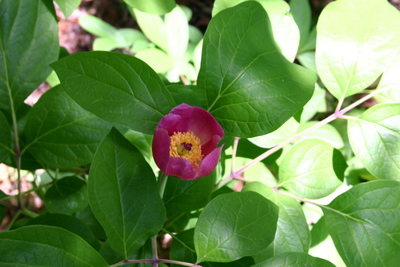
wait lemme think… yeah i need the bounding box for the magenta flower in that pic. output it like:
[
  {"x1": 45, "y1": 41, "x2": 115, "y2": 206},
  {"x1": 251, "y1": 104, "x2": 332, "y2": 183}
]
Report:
[{"x1": 152, "y1": 103, "x2": 224, "y2": 180}]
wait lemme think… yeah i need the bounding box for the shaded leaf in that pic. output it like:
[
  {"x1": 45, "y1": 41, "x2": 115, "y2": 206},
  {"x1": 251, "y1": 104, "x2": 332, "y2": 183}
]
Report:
[
  {"x1": 43, "y1": 176, "x2": 88, "y2": 215},
  {"x1": 24, "y1": 85, "x2": 113, "y2": 168},
  {"x1": 0, "y1": 0, "x2": 59, "y2": 111},
  {"x1": 252, "y1": 252, "x2": 335, "y2": 267},
  {"x1": 0, "y1": 110, "x2": 12, "y2": 163},
  {"x1": 89, "y1": 128, "x2": 166, "y2": 258},
  {"x1": 54, "y1": 0, "x2": 81, "y2": 18},
  {"x1": 0, "y1": 225, "x2": 108, "y2": 266},
  {"x1": 52, "y1": 51, "x2": 176, "y2": 134}
]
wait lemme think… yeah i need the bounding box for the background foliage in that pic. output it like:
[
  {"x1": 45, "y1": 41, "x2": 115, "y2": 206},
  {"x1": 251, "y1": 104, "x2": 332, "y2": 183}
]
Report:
[{"x1": 1, "y1": 0, "x2": 400, "y2": 266}]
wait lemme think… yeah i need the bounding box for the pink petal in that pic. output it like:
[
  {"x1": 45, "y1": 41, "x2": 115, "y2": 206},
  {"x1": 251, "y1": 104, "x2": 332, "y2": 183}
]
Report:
[
  {"x1": 152, "y1": 128, "x2": 171, "y2": 172},
  {"x1": 194, "y1": 146, "x2": 223, "y2": 179},
  {"x1": 166, "y1": 157, "x2": 197, "y2": 180}
]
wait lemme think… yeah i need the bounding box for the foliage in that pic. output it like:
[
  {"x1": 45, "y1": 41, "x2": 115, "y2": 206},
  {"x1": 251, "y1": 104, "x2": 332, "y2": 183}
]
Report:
[{"x1": 0, "y1": 0, "x2": 400, "y2": 266}]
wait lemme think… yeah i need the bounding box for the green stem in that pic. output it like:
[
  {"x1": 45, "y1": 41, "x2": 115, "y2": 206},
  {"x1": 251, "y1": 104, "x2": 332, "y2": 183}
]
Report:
[{"x1": 157, "y1": 173, "x2": 169, "y2": 199}]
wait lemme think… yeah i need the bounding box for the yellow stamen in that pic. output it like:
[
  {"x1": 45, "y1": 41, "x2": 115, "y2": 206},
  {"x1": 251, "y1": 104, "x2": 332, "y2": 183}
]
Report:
[{"x1": 170, "y1": 131, "x2": 203, "y2": 169}]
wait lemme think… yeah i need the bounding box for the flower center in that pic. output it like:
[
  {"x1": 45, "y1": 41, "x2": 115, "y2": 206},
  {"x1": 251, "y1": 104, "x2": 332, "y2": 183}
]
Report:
[{"x1": 170, "y1": 131, "x2": 203, "y2": 168}]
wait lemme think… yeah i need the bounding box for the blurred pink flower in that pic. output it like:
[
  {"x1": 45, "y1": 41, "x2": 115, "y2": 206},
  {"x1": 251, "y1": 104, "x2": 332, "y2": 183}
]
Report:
[{"x1": 152, "y1": 103, "x2": 224, "y2": 180}]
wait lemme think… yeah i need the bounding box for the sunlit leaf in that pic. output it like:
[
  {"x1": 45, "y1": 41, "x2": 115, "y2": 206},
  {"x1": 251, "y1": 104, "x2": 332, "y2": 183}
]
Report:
[
  {"x1": 316, "y1": 0, "x2": 400, "y2": 100},
  {"x1": 323, "y1": 180, "x2": 400, "y2": 267},
  {"x1": 198, "y1": 1, "x2": 316, "y2": 138},
  {"x1": 347, "y1": 103, "x2": 400, "y2": 180},
  {"x1": 194, "y1": 191, "x2": 278, "y2": 263}
]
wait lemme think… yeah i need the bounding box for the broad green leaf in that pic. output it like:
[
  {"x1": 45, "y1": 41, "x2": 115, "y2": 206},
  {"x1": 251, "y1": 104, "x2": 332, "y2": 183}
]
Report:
[
  {"x1": 249, "y1": 118, "x2": 299, "y2": 149},
  {"x1": 243, "y1": 182, "x2": 310, "y2": 260},
  {"x1": 51, "y1": 51, "x2": 176, "y2": 134},
  {"x1": 0, "y1": 0, "x2": 59, "y2": 111},
  {"x1": 123, "y1": 129, "x2": 153, "y2": 163},
  {"x1": 212, "y1": 0, "x2": 300, "y2": 61},
  {"x1": 290, "y1": 0, "x2": 312, "y2": 52},
  {"x1": 167, "y1": 85, "x2": 201, "y2": 107},
  {"x1": 252, "y1": 252, "x2": 335, "y2": 267},
  {"x1": 89, "y1": 128, "x2": 166, "y2": 258},
  {"x1": 316, "y1": 0, "x2": 400, "y2": 100},
  {"x1": 0, "y1": 225, "x2": 108, "y2": 266},
  {"x1": 43, "y1": 176, "x2": 88, "y2": 215},
  {"x1": 194, "y1": 191, "x2": 279, "y2": 263},
  {"x1": 0, "y1": 110, "x2": 12, "y2": 163},
  {"x1": 77, "y1": 205, "x2": 107, "y2": 240},
  {"x1": 322, "y1": 180, "x2": 400, "y2": 267},
  {"x1": 124, "y1": 0, "x2": 175, "y2": 15},
  {"x1": 347, "y1": 103, "x2": 400, "y2": 180},
  {"x1": 26, "y1": 213, "x2": 99, "y2": 250},
  {"x1": 135, "y1": 48, "x2": 174, "y2": 73},
  {"x1": 297, "y1": 51, "x2": 317, "y2": 73},
  {"x1": 198, "y1": 1, "x2": 315, "y2": 138},
  {"x1": 134, "y1": 5, "x2": 189, "y2": 59},
  {"x1": 296, "y1": 122, "x2": 344, "y2": 149},
  {"x1": 278, "y1": 139, "x2": 342, "y2": 199},
  {"x1": 24, "y1": 85, "x2": 113, "y2": 168},
  {"x1": 375, "y1": 50, "x2": 400, "y2": 103},
  {"x1": 163, "y1": 173, "x2": 216, "y2": 216},
  {"x1": 54, "y1": 0, "x2": 81, "y2": 18},
  {"x1": 170, "y1": 229, "x2": 196, "y2": 267}
]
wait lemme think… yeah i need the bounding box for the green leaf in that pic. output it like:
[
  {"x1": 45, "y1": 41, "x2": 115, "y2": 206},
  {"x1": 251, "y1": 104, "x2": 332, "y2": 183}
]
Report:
[
  {"x1": 79, "y1": 15, "x2": 121, "y2": 40},
  {"x1": 322, "y1": 180, "x2": 400, "y2": 267},
  {"x1": 170, "y1": 229, "x2": 196, "y2": 267},
  {"x1": 290, "y1": 0, "x2": 312, "y2": 52},
  {"x1": 0, "y1": 110, "x2": 12, "y2": 163},
  {"x1": 93, "y1": 37, "x2": 121, "y2": 51},
  {"x1": 316, "y1": 0, "x2": 400, "y2": 100},
  {"x1": 212, "y1": 0, "x2": 300, "y2": 61},
  {"x1": 375, "y1": 50, "x2": 400, "y2": 103},
  {"x1": 296, "y1": 122, "x2": 344, "y2": 149},
  {"x1": 43, "y1": 176, "x2": 88, "y2": 215},
  {"x1": 0, "y1": 0, "x2": 59, "y2": 111},
  {"x1": 125, "y1": 0, "x2": 175, "y2": 15},
  {"x1": 194, "y1": 191, "x2": 278, "y2": 263},
  {"x1": 163, "y1": 173, "x2": 216, "y2": 216},
  {"x1": 249, "y1": 118, "x2": 299, "y2": 149},
  {"x1": 89, "y1": 128, "x2": 166, "y2": 258},
  {"x1": 198, "y1": 1, "x2": 316, "y2": 138},
  {"x1": 77, "y1": 205, "x2": 107, "y2": 240},
  {"x1": 0, "y1": 225, "x2": 108, "y2": 266},
  {"x1": 278, "y1": 139, "x2": 342, "y2": 199},
  {"x1": 24, "y1": 85, "x2": 113, "y2": 168},
  {"x1": 54, "y1": 0, "x2": 81, "y2": 18},
  {"x1": 300, "y1": 84, "x2": 326, "y2": 122},
  {"x1": 135, "y1": 48, "x2": 174, "y2": 73},
  {"x1": 243, "y1": 182, "x2": 310, "y2": 261},
  {"x1": 167, "y1": 85, "x2": 201, "y2": 107},
  {"x1": 26, "y1": 213, "x2": 99, "y2": 250},
  {"x1": 51, "y1": 51, "x2": 176, "y2": 134},
  {"x1": 347, "y1": 103, "x2": 400, "y2": 180},
  {"x1": 252, "y1": 252, "x2": 335, "y2": 267},
  {"x1": 134, "y1": 5, "x2": 189, "y2": 59}
]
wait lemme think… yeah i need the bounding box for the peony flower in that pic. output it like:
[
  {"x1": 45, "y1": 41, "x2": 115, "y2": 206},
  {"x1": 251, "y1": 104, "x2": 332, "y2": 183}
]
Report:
[{"x1": 152, "y1": 103, "x2": 224, "y2": 180}]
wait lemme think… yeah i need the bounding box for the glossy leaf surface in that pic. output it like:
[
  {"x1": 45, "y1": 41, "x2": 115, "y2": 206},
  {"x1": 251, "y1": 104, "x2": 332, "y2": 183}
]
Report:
[
  {"x1": 0, "y1": 225, "x2": 108, "y2": 266},
  {"x1": 316, "y1": 0, "x2": 400, "y2": 100},
  {"x1": 198, "y1": 1, "x2": 315, "y2": 137},
  {"x1": 347, "y1": 103, "x2": 400, "y2": 180},
  {"x1": 323, "y1": 180, "x2": 400, "y2": 267},
  {"x1": 88, "y1": 128, "x2": 165, "y2": 258},
  {"x1": 194, "y1": 191, "x2": 278, "y2": 263},
  {"x1": 52, "y1": 51, "x2": 176, "y2": 134},
  {"x1": 24, "y1": 86, "x2": 113, "y2": 168},
  {"x1": 278, "y1": 139, "x2": 342, "y2": 199},
  {"x1": 0, "y1": 0, "x2": 59, "y2": 111}
]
